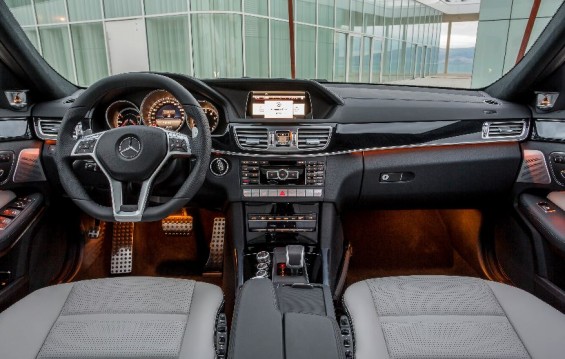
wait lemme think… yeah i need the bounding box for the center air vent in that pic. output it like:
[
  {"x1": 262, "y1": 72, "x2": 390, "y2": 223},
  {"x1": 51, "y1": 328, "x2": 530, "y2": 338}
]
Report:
[
  {"x1": 297, "y1": 127, "x2": 332, "y2": 150},
  {"x1": 35, "y1": 118, "x2": 62, "y2": 140},
  {"x1": 234, "y1": 127, "x2": 269, "y2": 150},
  {"x1": 482, "y1": 120, "x2": 527, "y2": 139}
]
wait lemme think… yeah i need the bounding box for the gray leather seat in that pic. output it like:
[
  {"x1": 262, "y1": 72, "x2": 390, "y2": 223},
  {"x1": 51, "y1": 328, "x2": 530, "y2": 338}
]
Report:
[
  {"x1": 344, "y1": 275, "x2": 565, "y2": 359},
  {"x1": 0, "y1": 277, "x2": 223, "y2": 359}
]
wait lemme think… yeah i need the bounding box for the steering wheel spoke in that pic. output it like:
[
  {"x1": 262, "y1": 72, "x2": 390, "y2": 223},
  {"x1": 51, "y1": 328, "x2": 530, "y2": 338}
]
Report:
[
  {"x1": 108, "y1": 179, "x2": 153, "y2": 222},
  {"x1": 70, "y1": 132, "x2": 103, "y2": 158},
  {"x1": 165, "y1": 130, "x2": 193, "y2": 157}
]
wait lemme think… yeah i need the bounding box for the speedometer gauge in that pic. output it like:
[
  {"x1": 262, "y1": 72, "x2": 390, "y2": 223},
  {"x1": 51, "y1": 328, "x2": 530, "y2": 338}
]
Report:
[
  {"x1": 188, "y1": 100, "x2": 220, "y2": 133},
  {"x1": 141, "y1": 90, "x2": 185, "y2": 131},
  {"x1": 106, "y1": 101, "x2": 141, "y2": 128},
  {"x1": 148, "y1": 97, "x2": 185, "y2": 131}
]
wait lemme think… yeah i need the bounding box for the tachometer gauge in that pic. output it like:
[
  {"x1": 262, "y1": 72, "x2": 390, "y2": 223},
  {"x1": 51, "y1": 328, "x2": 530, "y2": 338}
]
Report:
[
  {"x1": 141, "y1": 90, "x2": 185, "y2": 131},
  {"x1": 106, "y1": 101, "x2": 141, "y2": 128},
  {"x1": 188, "y1": 100, "x2": 220, "y2": 133}
]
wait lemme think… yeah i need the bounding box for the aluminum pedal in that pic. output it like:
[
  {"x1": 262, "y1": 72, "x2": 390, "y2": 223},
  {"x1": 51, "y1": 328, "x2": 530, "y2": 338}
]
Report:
[
  {"x1": 161, "y1": 211, "x2": 193, "y2": 236},
  {"x1": 110, "y1": 222, "x2": 135, "y2": 275},
  {"x1": 204, "y1": 217, "x2": 226, "y2": 273}
]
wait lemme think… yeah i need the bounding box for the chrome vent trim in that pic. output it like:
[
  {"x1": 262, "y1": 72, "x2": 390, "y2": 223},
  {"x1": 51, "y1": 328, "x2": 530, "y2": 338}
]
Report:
[
  {"x1": 482, "y1": 120, "x2": 527, "y2": 139},
  {"x1": 233, "y1": 127, "x2": 269, "y2": 150},
  {"x1": 34, "y1": 117, "x2": 62, "y2": 140},
  {"x1": 232, "y1": 125, "x2": 333, "y2": 152},
  {"x1": 296, "y1": 127, "x2": 332, "y2": 150}
]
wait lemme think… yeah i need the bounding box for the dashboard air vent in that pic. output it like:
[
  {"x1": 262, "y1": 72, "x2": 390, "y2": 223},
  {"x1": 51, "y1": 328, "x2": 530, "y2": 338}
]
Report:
[
  {"x1": 234, "y1": 127, "x2": 269, "y2": 150},
  {"x1": 297, "y1": 127, "x2": 332, "y2": 150},
  {"x1": 482, "y1": 120, "x2": 526, "y2": 139},
  {"x1": 35, "y1": 118, "x2": 62, "y2": 140}
]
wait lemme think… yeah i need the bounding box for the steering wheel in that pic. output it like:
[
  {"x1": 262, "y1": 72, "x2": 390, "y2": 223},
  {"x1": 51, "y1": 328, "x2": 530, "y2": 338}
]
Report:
[{"x1": 55, "y1": 73, "x2": 211, "y2": 222}]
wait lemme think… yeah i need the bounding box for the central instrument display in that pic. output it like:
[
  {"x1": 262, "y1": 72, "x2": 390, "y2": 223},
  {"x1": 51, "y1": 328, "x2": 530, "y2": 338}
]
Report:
[
  {"x1": 138, "y1": 89, "x2": 220, "y2": 132},
  {"x1": 247, "y1": 91, "x2": 312, "y2": 119}
]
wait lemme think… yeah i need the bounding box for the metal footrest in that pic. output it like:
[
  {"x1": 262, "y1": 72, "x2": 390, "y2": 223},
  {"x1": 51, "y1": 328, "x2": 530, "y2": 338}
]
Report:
[
  {"x1": 161, "y1": 210, "x2": 193, "y2": 236},
  {"x1": 204, "y1": 217, "x2": 226, "y2": 273},
  {"x1": 110, "y1": 222, "x2": 135, "y2": 275}
]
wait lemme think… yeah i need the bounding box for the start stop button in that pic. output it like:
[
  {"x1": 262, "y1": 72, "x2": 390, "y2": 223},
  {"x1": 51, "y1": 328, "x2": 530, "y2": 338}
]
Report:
[{"x1": 210, "y1": 157, "x2": 230, "y2": 176}]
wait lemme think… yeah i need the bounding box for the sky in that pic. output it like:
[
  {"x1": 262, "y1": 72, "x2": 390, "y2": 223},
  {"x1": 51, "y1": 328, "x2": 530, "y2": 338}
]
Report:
[{"x1": 439, "y1": 21, "x2": 479, "y2": 49}]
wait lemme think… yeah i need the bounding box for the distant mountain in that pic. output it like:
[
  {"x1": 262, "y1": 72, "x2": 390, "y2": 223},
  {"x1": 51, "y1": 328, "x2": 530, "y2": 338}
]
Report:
[{"x1": 438, "y1": 47, "x2": 475, "y2": 74}]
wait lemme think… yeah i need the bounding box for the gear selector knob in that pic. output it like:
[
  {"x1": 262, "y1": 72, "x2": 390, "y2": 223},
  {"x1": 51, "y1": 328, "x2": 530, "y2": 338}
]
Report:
[{"x1": 285, "y1": 245, "x2": 304, "y2": 275}]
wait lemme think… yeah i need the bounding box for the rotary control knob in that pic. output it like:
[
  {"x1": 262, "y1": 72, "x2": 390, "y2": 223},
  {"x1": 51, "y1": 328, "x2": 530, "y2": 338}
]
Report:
[
  {"x1": 255, "y1": 269, "x2": 269, "y2": 278},
  {"x1": 210, "y1": 157, "x2": 229, "y2": 176},
  {"x1": 256, "y1": 262, "x2": 269, "y2": 271},
  {"x1": 256, "y1": 251, "x2": 271, "y2": 264},
  {"x1": 278, "y1": 169, "x2": 288, "y2": 180}
]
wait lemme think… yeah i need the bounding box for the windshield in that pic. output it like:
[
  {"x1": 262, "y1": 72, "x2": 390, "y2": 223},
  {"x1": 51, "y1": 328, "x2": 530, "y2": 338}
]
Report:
[{"x1": 5, "y1": 0, "x2": 564, "y2": 88}]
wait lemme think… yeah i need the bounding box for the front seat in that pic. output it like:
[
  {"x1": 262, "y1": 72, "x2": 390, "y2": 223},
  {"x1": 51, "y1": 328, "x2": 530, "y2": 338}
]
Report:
[
  {"x1": 0, "y1": 277, "x2": 222, "y2": 359},
  {"x1": 344, "y1": 276, "x2": 565, "y2": 359}
]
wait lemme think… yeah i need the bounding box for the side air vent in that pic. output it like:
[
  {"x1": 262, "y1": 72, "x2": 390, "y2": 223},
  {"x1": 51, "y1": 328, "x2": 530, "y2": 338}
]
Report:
[
  {"x1": 482, "y1": 120, "x2": 526, "y2": 139},
  {"x1": 297, "y1": 127, "x2": 332, "y2": 150},
  {"x1": 234, "y1": 127, "x2": 269, "y2": 150},
  {"x1": 35, "y1": 118, "x2": 62, "y2": 140}
]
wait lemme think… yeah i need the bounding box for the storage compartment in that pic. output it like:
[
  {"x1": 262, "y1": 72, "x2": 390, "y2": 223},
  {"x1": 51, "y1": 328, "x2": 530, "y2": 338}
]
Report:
[
  {"x1": 229, "y1": 279, "x2": 343, "y2": 359},
  {"x1": 361, "y1": 143, "x2": 521, "y2": 206}
]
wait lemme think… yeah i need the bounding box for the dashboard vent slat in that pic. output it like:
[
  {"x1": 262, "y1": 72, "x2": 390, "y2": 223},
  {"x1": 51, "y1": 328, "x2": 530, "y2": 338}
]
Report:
[
  {"x1": 297, "y1": 127, "x2": 332, "y2": 150},
  {"x1": 234, "y1": 127, "x2": 269, "y2": 150},
  {"x1": 482, "y1": 120, "x2": 527, "y2": 139},
  {"x1": 35, "y1": 118, "x2": 62, "y2": 140}
]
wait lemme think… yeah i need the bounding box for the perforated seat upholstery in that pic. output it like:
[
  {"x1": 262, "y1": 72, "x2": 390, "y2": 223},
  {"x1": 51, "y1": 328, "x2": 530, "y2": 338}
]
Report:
[
  {"x1": 0, "y1": 277, "x2": 223, "y2": 359},
  {"x1": 344, "y1": 276, "x2": 565, "y2": 359}
]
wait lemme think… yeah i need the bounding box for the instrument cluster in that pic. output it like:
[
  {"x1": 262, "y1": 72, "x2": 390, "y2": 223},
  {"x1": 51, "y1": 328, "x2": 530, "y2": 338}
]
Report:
[{"x1": 104, "y1": 89, "x2": 221, "y2": 133}]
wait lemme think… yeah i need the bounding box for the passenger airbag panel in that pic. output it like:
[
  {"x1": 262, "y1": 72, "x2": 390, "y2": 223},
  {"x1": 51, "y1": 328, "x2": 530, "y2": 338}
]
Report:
[{"x1": 360, "y1": 143, "x2": 521, "y2": 206}]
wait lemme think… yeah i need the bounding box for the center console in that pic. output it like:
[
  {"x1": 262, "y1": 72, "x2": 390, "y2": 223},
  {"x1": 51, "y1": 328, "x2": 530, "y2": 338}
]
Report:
[{"x1": 241, "y1": 159, "x2": 325, "y2": 199}]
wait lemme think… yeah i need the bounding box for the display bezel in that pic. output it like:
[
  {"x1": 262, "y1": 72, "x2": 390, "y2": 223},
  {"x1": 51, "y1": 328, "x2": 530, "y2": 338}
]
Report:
[{"x1": 246, "y1": 91, "x2": 312, "y2": 119}]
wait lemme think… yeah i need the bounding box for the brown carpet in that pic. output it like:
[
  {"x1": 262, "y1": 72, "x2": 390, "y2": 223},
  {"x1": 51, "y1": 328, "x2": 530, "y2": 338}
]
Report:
[{"x1": 342, "y1": 209, "x2": 483, "y2": 288}]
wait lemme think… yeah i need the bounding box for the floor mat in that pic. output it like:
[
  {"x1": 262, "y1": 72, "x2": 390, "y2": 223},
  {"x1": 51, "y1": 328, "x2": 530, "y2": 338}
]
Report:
[
  {"x1": 342, "y1": 209, "x2": 482, "y2": 288},
  {"x1": 74, "y1": 209, "x2": 223, "y2": 288}
]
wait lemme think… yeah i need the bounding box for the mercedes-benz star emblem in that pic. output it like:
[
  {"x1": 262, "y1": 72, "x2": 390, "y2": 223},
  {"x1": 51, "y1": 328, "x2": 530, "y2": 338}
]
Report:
[{"x1": 118, "y1": 136, "x2": 141, "y2": 159}]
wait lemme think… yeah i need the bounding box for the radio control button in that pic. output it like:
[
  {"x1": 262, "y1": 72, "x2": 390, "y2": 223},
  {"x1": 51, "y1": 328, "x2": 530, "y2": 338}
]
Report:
[
  {"x1": 305, "y1": 189, "x2": 314, "y2": 197},
  {"x1": 278, "y1": 169, "x2": 288, "y2": 180},
  {"x1": 260, "y1": 189, "x2": 269, "y2": 197},
  {"x1": 313, "y1": 189, "x2": 323, "y2": 197},
  {"x1": 251, "y1": 189, "x2": 260, "y2": 197},
  {"x1": 268, "y1": 189, "x2": 277, "y2": 197},
  {"x1": 288, "y1": 189, "x2": 297, "y2": 197},
  {"x1": 243, "y1": 189, "x2": 252, "y2": 197},
  {"x1": 297, "y1": 189, "x2": 306, "y2": 197}
]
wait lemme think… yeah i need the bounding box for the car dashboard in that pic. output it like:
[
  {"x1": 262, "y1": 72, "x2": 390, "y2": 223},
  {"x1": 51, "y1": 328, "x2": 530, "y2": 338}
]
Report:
[{"x1": 3, "y1": 74, "x2": 527, "y2": 210}]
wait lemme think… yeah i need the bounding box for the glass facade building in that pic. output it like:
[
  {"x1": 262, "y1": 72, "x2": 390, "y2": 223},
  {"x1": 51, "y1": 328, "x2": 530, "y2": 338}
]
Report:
[
  {"x1": 472, "y1": 0, "x2": 563, "y2": 88},
  {"x1": 6, "y1": 0, "x2": 443, "y2": 86}
]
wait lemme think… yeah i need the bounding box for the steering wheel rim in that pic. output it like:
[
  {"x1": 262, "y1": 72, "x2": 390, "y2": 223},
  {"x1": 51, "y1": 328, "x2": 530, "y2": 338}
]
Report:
[{"x1": 54, "y1": 72, "x2": 212, "y2": 222}]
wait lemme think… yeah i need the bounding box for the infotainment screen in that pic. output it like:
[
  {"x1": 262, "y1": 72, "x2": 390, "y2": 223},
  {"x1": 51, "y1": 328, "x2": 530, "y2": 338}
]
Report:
[{"x1": 247, "y1": 91, "x2": 312, "y2": 119}]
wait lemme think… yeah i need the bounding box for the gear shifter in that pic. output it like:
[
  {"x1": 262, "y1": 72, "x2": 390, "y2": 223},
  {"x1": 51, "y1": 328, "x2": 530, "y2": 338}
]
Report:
[{"x1": 285, "y1": 245, "x2": 305, "y2": 276}]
